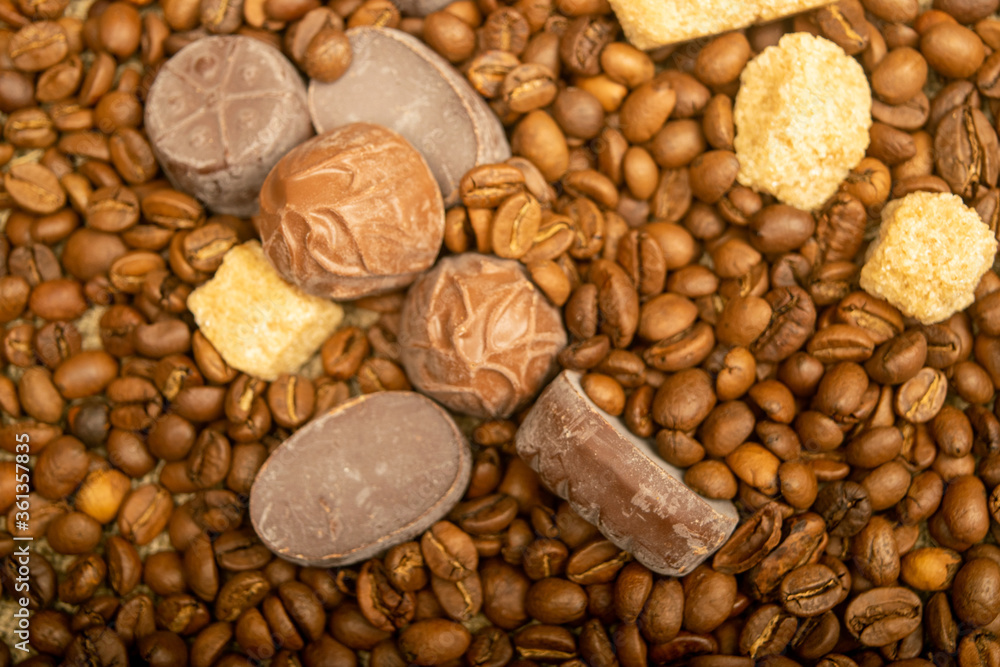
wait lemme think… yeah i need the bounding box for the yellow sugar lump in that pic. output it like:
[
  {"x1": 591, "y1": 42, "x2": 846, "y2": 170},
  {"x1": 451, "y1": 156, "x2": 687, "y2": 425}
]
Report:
[
  {"x1": 187, "y1": 241, "x2": 344, "y2": 380},
  {"x1": 733, "y1": 33, "x2": 871, "y2": 212},
  {"x1": 860, "y1": 192, "x2": 997, "y2": 325},
  {"x1": 608, "y1": 0, "x2": 833, "y2": 51}
]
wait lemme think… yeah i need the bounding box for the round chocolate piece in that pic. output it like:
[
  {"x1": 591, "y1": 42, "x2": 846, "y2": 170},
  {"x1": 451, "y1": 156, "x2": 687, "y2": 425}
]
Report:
[
  {"x1": 144, "y1": 35, "x2": 312, "y2": 217},
  {"x1": 250, "y1": 391, "x2": 472, "y2": 567},
  {"x1": 258, "y1": 122, "x2": 445, "y2": 300},
  {"x1": 399, "y1": 253, "x2": 567, "y2": 419}
]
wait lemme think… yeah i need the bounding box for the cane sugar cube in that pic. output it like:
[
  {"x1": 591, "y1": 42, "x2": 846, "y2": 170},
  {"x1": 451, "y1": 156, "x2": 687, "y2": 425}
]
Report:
[
  {"x1": 860, "y1": 192, "x2": 997, "y2": 325},
  {"x1": 608, "y1": 0, "x2": 835, "y2": 51},
  {"x1": 187, "y1": 241, "x2": 344, "y2": 380},
  {"x1": 734, "y1": 33, "x2": 871, "y2": 211}
]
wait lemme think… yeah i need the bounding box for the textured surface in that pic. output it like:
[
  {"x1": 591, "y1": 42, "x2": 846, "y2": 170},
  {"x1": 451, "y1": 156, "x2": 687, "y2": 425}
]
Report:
[
  {"x1": 734, "y1": 33, "x2": 871, "y2": 211},
  {"x1": 860, "y1": 192, "x2": 997, "y2": 324},
  {"x1": 516, "y1": 370, "x2": 739, "y2": 576},
  {"x1": 608, "y1": 0, "x2": 834, "y2": 50},
  {"x1": 250, "y1": 392, "x2": 472, "y2": 567},
  {"x1": 258, "y1": 122, "x2": 445, "y2": 300},
  {"x1": 399, "y1": 254, "x2": 566, "y2": 419},
  {"x1": 308, "y1": 27, "x2": 510, "y2": 206},
  {"x1": 187, "y1": 241, "x2": 343, "y2": 381},
  {"x1": 144, "y1": 35, "x2": 312, "y2": 217}
]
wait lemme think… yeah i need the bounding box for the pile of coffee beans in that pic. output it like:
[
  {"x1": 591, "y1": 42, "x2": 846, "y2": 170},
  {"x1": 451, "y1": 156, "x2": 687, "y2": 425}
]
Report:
[{"x1": 5, "y1": 0, "x2": 1000, "y2": 665}]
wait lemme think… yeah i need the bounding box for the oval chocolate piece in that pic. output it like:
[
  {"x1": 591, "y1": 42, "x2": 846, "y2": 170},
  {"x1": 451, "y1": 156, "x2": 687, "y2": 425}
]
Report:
[
  {"x1": 516, "y1": 370, "x2": 739, "y2": 576},
  {"x1": 250, "y1": 391, "x2": 472, "y2": 566},
  {"x1": 308, "y1": 27, "x2": 510, "y2": 205}
]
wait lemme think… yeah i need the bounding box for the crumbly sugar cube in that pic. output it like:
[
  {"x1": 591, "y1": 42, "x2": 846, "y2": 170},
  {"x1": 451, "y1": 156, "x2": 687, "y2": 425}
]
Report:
[
  {"x1": 860, "y1": 192, "x2": 997, "y2": 325},
  {"x1": 733, "y1": 33, "x2": 871, "y2": 211},
  {"x1": 607, "y1": 0, "x2": 834, "y2": 51},
  {"x1": 187, "y1": 241, "x2": 344, "y2": 381}
]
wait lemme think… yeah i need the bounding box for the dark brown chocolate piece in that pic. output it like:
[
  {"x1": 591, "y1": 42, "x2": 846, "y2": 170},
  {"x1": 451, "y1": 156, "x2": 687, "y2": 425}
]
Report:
[
  {"x1": 144, "y1": 35, "x2": 312, "y2": 217},
  {"x1": 308, "y1": 27, "x2": 510, "y2": 206},
  {"x1": 250, "y1": 391, "x2": 472, "y2": 567},
  {"x1": 398, "y1": 253, "x2": 566, "y2": 419},
  {"x1": 258, "y1": 122, "x2": 445, "y2": 300},
  {"x1": 516, "y1": 370, "x2": 739, "y2": 576}
]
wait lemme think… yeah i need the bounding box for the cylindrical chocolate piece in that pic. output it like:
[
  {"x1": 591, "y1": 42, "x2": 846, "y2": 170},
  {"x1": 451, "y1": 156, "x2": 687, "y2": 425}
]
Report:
[
  {"x1": 516, "y1": 370, "x2": 739, "y2": 576},
  {"x1": 258, "y1": 122, "x2": 445, "y2": 300},
  {"x1": 250, "y1": 391, "x2": 471, "y2": 567},
  {"x1": 399, "y1": 254, "x2": 567, "y2": 419},
  {"x1": 144, "y1": 35, "x2": 313, "y2": 217}
]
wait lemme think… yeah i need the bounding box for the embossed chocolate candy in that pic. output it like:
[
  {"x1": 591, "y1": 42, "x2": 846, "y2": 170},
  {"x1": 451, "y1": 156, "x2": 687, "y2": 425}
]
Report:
[
  {"x1": 398, "y1": 254, "x2": 567, "y2": 419},
  {"x1": 250, "y1": 392, "x2": 472, "y2": 567},
  {"x1": 144, "y1": 35, "x2": 312, "y2": 217},
  {"x1": 516, "y1": 370, "x2": 739, "y2": 576},
  {"x1": 308, "y1": 27, "x2": 510, "y2": 205},
  {"x1": 258, "y1": 122, "x2": 445, "y2": 300}
]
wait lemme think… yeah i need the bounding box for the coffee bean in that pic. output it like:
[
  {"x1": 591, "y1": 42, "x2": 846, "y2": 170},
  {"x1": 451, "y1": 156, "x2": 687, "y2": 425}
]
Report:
[
  {"x1": 512, "y1": 623, "x2": 576, "y2": 661},
  {"x1": 922, "y1": 21, "x2": 985, "y2": 79},
  {"x1": 53, "y1": 350, "x2": 118, "y2": 399},
  {"x1": 420, "y1": 521, "x2": 477, "y2": 582},
  {"x1": 739, "y1": 604, "x2": 797, "y2": 659},
  {"x1": 118, "y1": 484, "x2": 173, "y2": 546},
  {"x1": 872, "y1": 47, "x2": 927, "y2": 104},
  {"x1": 398, "y1": 619, "x2": 471, "y2": 665},
  {"x1": 844, "y1": 586, "x2": 922, "y2": 646},
  {"x1": 9, "y1": 21, "x2": 68, "y2": 72},
  {"x1": 5, "y1": 162, "x2": 65, "y2": 214},
  {"x1": 934, "y1": 105, "x2": 998, "y2": 198},
  {"x1": 892, "y1": 366, "x2": 947, "y2": 423}
]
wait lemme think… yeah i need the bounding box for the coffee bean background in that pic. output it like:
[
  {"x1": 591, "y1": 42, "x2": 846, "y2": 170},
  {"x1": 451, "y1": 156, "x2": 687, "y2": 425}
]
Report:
[{"x1": 6, "y1": 0, "x2": 1000, "y2": 665}]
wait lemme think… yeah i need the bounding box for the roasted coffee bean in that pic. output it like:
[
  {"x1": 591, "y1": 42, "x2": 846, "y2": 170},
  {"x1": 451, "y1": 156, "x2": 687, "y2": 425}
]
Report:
[
  {"x1": 398, "y1": 619, "x2": 471, "y2": 665},
  {"x1": 934, "y1": 105, "x2": 998, "y2": 198},
  {"x1": 740, "y1": 604, "x2": 797, "y2": 659},
  {"x1": 118, "y1": 484, "x2": 173, "y2": 546},
  {"x1": 844, "y1": 587, "x2": 922, "y2": 646},
  {"x1": 512, "y1": 623, "x2": 576, "y2": 661},
  {"x1": 421, "y1": 521, "x2": 477, "y2": 582}
]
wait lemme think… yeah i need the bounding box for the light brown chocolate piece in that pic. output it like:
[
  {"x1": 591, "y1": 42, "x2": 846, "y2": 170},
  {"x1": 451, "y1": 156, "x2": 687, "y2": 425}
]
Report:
[
  {"x1": 250, "y1": 391, "x2": 472, "y2": 567},
  {"x1": 144, "y1": 35, "x2": 313, "y2": 216},
  {"x1": 187, "y1": 241, "x2": 343, "y2": 381},
  {"x1": 399, "y1": 254, "x2": 566, "y2": 419},
  {"x1": 308, "y1": 27, "x2": 510, "y2": 206},
  {"x1": 258, "y1": 122, "x2": 445, "y2": 301},
  {"x1": 516, "y1": 370, "x2": 739, "y2": 576}
]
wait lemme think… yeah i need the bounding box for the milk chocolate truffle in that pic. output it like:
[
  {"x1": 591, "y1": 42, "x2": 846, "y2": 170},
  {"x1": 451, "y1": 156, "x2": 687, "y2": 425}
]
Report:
[
  {"x1": 516, "y1": 370, "x2": 739, "y2": 576},
  {"x1": 399, "y1": 254, "x2": 567, "y2": 419},
  {"x1": 308, "y1": 27, "x2": 510, "y2": 205},
  {"x1": 250, "y1": 392, "x2": 472, "y2": 567},
  {"x1": 144, "y1": 35, "x2": 312, "y2": 217},
  {"x1": 258, "y1": 122, "x2": 445, "y2": 300}
]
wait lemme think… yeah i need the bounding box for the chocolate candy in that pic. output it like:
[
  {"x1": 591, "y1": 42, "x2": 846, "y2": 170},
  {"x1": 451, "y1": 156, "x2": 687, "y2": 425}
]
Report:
[
  {"x1": 398, "y1": 253, "x2": 566, "y2": 419},
  {"x1": 250, "y1": 391, "x2": 472, "y2": 567},
  {"x1": 144, "y1": 35, "x2": 312, "y2": 217},
  {"x1": 258, "y1": 122, "x2": 445, "y2": 300},
  {"x1": 516, "y1": 370, "x2": 739, "y2": 576},
  {"x1": 308, "y1": 27, "x2": 510, "y2": 206}
]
